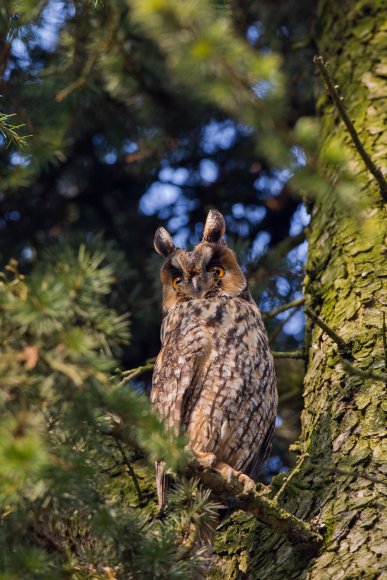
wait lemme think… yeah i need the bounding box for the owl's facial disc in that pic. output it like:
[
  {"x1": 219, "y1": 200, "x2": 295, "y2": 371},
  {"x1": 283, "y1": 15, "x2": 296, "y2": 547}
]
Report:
[{"x1": 160, "y1": 242, "x2": 247, "y2": 312}]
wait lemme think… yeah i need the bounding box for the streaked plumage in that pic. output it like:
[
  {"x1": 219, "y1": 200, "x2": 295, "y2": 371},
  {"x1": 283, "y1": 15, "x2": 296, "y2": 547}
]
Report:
[{"x1": 152, "y1": 210, "x2": 277, "y2": 507}]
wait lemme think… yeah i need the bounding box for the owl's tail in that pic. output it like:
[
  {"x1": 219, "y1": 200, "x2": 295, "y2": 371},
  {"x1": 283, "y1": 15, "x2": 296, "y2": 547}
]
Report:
[{"x1": 156, "y1": 460, "x2": 167, "y2": 512}]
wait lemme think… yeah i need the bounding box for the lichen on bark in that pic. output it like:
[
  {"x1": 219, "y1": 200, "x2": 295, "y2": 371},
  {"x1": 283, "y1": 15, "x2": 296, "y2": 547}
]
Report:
[{"x1": 210, "y1": 1, "x2": 387, "y2": 577}]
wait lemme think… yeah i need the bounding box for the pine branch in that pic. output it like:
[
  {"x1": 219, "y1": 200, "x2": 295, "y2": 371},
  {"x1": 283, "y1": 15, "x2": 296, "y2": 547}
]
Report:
[
  {"x1": 185, "y1": 457, "x2": 323, "y2": 551},
  {"x1": 314, "y1": 56, "x2": 387, "y2": 203},
  {"x1": 0, "y1": 110, "x2": 30, "y2": 148}
]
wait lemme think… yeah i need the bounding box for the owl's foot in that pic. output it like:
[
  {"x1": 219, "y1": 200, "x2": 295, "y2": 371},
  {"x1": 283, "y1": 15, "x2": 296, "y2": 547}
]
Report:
[
  {"x1": 190, "y1": 449, "x2": 218, "y2": 468},
  {"x1": 214, "y1": 462, "x2": 256, "y2": 494},
  {"x1": 237, "y1": 473, "x2": 256, "y2": 494}
]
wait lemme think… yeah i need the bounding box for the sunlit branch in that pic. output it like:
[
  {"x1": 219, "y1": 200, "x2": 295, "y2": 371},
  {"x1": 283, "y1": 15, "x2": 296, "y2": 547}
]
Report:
[
  {"x1": 185, "y1": 457, "x2": 323, "y2": 551},
  {"x1": 263, "y1": 297, "x2": 305, "y2": 320}
]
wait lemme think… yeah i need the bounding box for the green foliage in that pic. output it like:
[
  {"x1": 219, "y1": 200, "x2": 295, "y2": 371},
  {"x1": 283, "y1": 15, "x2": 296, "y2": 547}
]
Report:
[
  {"x1": 0, "y1": 106, "x2": 30, "y2": 149},
  {"x1": 130, "y1": 0, "x2": 282, "y2": 125},
  {"x1": 0, "y1": 241, "x2": 213, "y2": 577}
]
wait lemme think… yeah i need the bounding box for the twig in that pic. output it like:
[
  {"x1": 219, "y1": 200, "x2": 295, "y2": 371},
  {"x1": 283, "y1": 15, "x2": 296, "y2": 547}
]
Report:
[
  {"x1": 314, "y1": 56, "x2": 387, "y2": 203},
  {"x1": 308, "y1": 460, "x2": 386, "y2": 486},
  {"x1": 272, "y1": 350, "x2": 305, "y2": 360},
  {"x1": 304, "y1": 307, "x2": 387, "y2": 382},
  {"x1": 341, "y1": 359, "x2": 387, "y2": 383},
  {"x1": 263, "y1": 297, "x2": 306, "y2": 320},
  {"x1": 55, "y1": 77, "x2": 86, "y2": 103},
  {"x1": 274, "y1": 453, "x2": 309, "y2": 502},
  {"x1": 119, "y1": 363, "x2": 155, "y2": 384},
  {"x1": 114, "y1": 439, "x2": 143, "y2": 504},
  {"x1": 279, "y1": 388, "x2": 302, "y2": 404},
  {"x1": 269, "y1": 307, "x2": 300, "y2": 342},
  {"x1": 185, "y1": 458, "x2": 323, "y2": 551},
  {"x1": 304, "y1": 306, "x2": 348, "y2": 353}
]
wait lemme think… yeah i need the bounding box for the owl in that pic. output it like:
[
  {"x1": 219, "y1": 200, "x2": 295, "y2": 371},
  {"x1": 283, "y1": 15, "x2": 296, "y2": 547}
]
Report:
[{"x1": 151, "y1": 210, "x2": 277, "y2": 508}]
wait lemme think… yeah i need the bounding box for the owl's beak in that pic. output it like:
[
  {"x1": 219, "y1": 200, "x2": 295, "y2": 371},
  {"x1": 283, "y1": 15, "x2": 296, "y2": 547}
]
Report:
[{"x1": 190, "y1": 275, "x2": 204, "y2": 296}]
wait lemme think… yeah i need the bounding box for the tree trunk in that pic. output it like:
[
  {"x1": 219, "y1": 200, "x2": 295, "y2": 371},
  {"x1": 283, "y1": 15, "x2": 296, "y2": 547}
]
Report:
[{"x1": 211, "y1": 1, "x2": 386, "y2": 577}]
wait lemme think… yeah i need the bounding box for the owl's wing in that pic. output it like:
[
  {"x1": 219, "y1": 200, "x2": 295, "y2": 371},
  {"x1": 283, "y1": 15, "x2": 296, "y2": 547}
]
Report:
[
  {"x1": 151, "y1": 323, "x2": 212, "y2": 432},
  {"x1": 244, "y1": 417, "x2": 276, "y2": 481}
]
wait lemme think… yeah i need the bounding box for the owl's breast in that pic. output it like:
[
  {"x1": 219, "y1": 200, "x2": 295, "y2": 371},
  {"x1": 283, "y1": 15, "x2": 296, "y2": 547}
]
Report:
[{"x1": 152, "y1": 295, "x2": 276, "y2": 468}]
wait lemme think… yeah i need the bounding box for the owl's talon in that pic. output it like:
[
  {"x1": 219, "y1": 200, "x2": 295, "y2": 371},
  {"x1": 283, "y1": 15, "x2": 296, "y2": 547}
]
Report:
[
  {"x1": 192, "y1": 450, "x2": 217, "y2": 468},
  {"x1": 220, "y1": 465, "x2": 234, "y2": 483},
  {"x1": 238, "y1": 473, "x2": 256, "y2": 494}
]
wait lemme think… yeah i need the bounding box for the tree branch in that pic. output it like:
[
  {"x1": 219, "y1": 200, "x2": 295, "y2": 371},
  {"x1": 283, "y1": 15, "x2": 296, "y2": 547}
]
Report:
[
  {"x1": 274, "y1": 453, "x2": 309, "y2": 502},
  {"x1": 304, "y1": 306, "x2": 387, "y2": 382},
  {"x1": 114, "y1": 439, "x2": 143, "y2": 505},
  {"x1": 119, "y1": 362, "x2": 155, "y2": 384},
  {"x1": 341, "y1": 359, "x2": 387, "y2": 384},
  {"x1": 263, "y1": 297, "x2": 306, "y2": 320},
  {"x1": 272, "y1": 350, "x2": 305, "y2": 360},
  {"x1": 269, "y1": 307, "x2": 300, "y2": 342},
  {"x1": 314, "y1": 55, "x2": 387, "y2": 203},
  {"x1": 304, "y1": 306, "x2": 348, "y2": 353},
  {"x1": 308, "y1": 460, "x2": 386, "y2": 486},
  {"x1": 185, "y1": 457, "x2": 323, "y2": 552}
]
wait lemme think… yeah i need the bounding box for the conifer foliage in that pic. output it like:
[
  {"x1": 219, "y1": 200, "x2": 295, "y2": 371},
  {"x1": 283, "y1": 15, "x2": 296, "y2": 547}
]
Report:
[{"x1": 0, "y1": 240, "x2": 219, "y2": 577}]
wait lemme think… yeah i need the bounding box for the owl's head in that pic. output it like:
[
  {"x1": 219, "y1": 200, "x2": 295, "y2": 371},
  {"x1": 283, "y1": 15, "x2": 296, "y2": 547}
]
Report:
[{"x1": 154, "y1": 210, "x2": 250, "y2": 312}]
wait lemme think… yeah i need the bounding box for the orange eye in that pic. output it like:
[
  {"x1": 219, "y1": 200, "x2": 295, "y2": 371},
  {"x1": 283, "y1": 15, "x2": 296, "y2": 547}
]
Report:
[
  {"x1": 209, "y1": 265, "x2": 225, "y2": 278},
  {"x1": 173, "y1": 276, "x2": 183, "y2": 290}
]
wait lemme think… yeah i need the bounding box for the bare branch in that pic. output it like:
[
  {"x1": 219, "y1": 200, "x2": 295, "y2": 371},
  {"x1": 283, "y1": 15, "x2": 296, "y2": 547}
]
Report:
[
  {"x1": 274, "y1": 453, "x2": 309, "y2": 502},
  {"x1": 263, "y1": 297, "x2": 305, "y2": 320},
  {"x1": 304, "y1": 307, "x2": 387, "y2": 382},
  {"x1": 304, "y1": 306, "x2": 348, "y2": 353},
  {"x1": 341, "y1": 359, "x2": 387, "y2": 384},
  {"x1": 314, "y1": 56, "x2": 387, "y2": 203},
  {"x1": 272, "y1": 350, "x2": 305, "y2": 360},
  {"x1": 114, "y1": 439, "x2": 143, "y2": 505},
  {"x1": 308, "y1": 460, "x2": 386, "y2": 486},
  {"x1": 269, "y1": 307, "x2": 299, "y2": 342}
]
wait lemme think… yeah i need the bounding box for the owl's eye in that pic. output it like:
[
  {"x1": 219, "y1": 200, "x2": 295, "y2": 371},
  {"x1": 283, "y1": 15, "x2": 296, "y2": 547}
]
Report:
[
  {"x1": 172, "y1": 276, "x2": 183, "y2": 290},
  {"x1": 209, "y1": 265, "x2": 225, "y2": 278}
]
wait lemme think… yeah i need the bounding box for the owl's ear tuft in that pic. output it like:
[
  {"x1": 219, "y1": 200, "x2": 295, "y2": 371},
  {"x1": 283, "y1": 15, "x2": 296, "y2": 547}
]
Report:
[
  {"x1": 202, "y1": 209, "x2": 226, "y2": 243},
  {"x1": 154, "y1": 227, "x2": 176, "y2": 257}
]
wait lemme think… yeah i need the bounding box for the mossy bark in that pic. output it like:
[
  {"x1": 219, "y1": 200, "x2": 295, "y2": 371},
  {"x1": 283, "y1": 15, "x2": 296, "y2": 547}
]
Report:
[{"x1": 211, "y1": 1, "x2": 386, "y2": 578}]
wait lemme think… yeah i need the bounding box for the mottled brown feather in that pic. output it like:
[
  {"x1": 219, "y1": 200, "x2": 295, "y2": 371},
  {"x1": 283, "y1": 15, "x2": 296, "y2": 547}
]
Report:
[{"x1": 152, "y1": 211, "x2": 277, "y2": 507}]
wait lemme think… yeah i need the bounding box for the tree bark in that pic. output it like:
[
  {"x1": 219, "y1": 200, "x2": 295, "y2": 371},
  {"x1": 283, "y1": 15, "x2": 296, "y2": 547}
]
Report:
[{"x1": 211, "y1": 1, "x2": 386, "y2": 577}]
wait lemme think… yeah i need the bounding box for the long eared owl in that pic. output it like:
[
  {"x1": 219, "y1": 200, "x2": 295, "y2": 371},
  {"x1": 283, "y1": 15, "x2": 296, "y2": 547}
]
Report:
[{"x1": 151, "y1": 210, "x2": 277, "y2": 505}]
